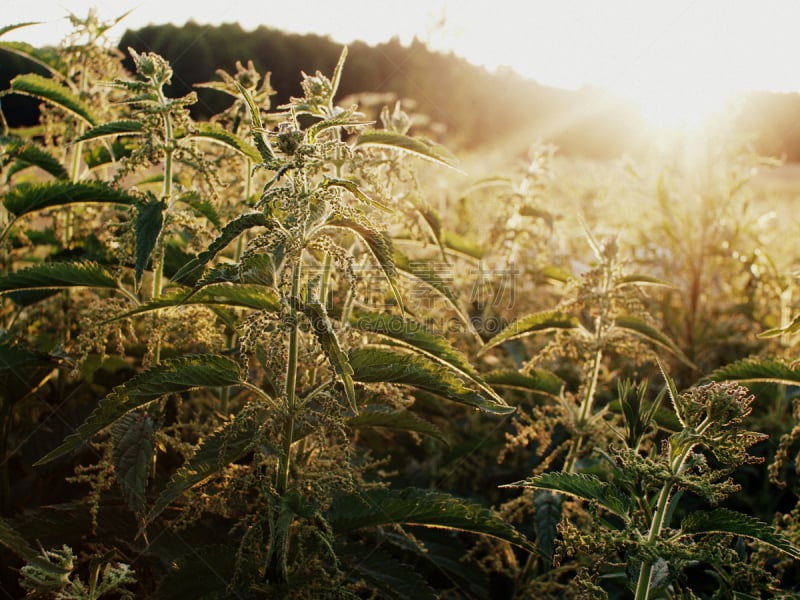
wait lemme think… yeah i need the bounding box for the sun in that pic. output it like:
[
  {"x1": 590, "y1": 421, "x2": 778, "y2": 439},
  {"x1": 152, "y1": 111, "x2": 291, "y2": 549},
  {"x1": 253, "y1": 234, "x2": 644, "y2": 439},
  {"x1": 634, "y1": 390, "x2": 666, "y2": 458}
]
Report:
[{"x1": 622, "y1": 79, "x2": 738, "y2": 133}]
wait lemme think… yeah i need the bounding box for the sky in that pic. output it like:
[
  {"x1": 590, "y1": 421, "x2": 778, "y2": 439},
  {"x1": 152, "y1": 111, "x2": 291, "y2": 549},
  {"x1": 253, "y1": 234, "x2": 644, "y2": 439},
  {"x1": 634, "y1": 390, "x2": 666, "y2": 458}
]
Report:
[{"x1": 5, "y1": 1, "x2": 800, "y2": 127}]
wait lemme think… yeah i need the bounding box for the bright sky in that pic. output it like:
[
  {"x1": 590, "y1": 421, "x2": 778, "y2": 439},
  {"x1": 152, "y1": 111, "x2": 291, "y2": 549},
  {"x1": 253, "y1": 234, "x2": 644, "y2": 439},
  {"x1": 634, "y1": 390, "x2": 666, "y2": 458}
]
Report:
[{"x1": 5, "y1": 0, "x2": 800, "y2": 128}]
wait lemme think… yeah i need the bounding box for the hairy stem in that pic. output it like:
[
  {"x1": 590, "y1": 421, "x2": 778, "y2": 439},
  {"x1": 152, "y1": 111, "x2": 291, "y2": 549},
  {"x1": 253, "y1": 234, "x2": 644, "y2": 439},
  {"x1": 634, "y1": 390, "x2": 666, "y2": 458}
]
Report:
[{"x1": 277, "y1": 260, "x2": 302, "y2": 496}]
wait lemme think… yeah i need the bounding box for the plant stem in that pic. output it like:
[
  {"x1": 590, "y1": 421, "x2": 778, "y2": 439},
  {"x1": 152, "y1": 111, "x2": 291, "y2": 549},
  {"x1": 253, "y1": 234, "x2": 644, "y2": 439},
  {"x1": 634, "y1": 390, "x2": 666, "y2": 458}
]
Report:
[
  {"x1": 634, "y1": 440, "x2": 695, "y2": 599},
  {"x1": 277, "y1": 260, "x2": 302, "y2": 496}
]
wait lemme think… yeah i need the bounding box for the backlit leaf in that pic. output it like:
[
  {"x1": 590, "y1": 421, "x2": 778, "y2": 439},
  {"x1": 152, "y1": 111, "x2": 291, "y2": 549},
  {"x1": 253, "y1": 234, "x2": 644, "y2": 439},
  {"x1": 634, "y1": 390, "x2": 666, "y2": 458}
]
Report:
[
  {"x1": 503, "y1": 472, "x2": 631, "y2": 519},
  {"x1": 147, "y1": 412, "x2": 266, "y2": 523},
  {"x1": 680, "y1": 508, "x2": 800, "y2": 559},
  {"x1": 355, "y1": 130, "x2": 462, "y2": 172},
  {"x1": 134, "y1": 197, "x2": 165, "y2": 288},
  {"x1": 35, "y1": 355, "x2": 242, "y2": 466},
  {"x1": 483, "y1": 369, "x2": 564, "y2": 398},
  {"x1": 0, "y1": 261, "x2": 118, "y2": 293},
  {"x1": 351, "y1": 311, "x2": 502, "y2": 403},
  {"x1": 3, "y1": 181, "x2": 137, "y2": 217},
  {"x1": 479, "y1": 310, "x2": 580, "y2": 356},
  {"x1": 186, "y1": 122, "x2": 261, "y2": 162},
  {"x1": 171, "y1": 212, "x2": 271, "y2": 284},
  {"x1": 111, "y1": 412, "x2": 155, "y2": 519},
  {"x1": 73, "y1": 119, "x2": 144, "y2": 143},
  {"x1": 329, "y1": 487, "x2": 534, "y2": 551},
  {"x1": 349, "y1": 347, "x2": 513, "y2": 415},
  {"x1": 347, "y1": 406, "x2": 447, "y2": 444},
  {"x1": 10, "y1": 73, "x2": 97, "y2": 125}
]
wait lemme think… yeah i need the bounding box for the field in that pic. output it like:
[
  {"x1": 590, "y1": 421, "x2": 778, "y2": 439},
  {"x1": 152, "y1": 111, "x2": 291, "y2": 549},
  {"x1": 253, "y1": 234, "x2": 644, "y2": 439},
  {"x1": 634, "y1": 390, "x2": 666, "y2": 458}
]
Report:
[{"x1": 3, "y1": 15, "x2": 800, "y2": 600}]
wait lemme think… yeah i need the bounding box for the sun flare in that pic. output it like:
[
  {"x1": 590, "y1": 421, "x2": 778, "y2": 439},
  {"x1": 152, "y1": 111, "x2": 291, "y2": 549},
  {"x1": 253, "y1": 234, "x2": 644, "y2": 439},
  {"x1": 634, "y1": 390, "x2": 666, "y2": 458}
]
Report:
[{"x1": 624, "y1": 83, "x2": 737, "y2": 132}]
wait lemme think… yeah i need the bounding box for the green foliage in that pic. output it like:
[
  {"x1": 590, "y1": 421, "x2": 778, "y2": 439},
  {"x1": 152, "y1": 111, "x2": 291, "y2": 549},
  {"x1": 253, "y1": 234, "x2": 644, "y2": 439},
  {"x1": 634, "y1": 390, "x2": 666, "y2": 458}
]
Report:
[
  {"x1": 1, "y1": 13, "x2": 798, "y2": 599},
  {"x1": 329, "y1": 487, "x2": 534, "y2": 551},
  {"x1": 35, "y1": 355, "x2": 242, "y2": 465}
]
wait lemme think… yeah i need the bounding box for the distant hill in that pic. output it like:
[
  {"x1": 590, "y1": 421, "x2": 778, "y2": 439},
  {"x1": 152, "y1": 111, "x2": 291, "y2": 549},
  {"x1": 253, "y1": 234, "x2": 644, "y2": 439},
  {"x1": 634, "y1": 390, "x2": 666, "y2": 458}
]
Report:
[{"x1": 3, "y1": 21, "x2": 800, "y2": 161}]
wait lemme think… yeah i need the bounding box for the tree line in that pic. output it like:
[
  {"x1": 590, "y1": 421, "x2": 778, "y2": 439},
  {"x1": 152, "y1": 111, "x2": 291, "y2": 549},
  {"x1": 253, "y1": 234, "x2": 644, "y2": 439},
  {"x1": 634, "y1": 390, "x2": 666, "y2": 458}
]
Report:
[{"x1": 2, "y1": 20, "x2": 798, "y2": 160}]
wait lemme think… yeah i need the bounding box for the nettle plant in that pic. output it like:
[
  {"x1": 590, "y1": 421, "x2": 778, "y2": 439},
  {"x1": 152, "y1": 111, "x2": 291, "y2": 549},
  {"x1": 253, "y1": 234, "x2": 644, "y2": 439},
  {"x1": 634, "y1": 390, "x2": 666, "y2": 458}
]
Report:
[
  {"x1": 0, "y1": 18, "x2": 531, "y2": 599},
  {"x1": 472, "y1": 229, "x2": 800, "y2": 597}
]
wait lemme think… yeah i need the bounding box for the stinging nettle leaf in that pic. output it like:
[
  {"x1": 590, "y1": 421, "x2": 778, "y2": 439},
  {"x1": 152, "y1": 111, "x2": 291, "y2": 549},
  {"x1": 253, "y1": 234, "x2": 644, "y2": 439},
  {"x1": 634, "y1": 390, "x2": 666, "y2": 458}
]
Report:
[
  {"x1": 502, "y1": 472, "x2": 631, "y2": 519},
  {"x1": 347, "y1": 406, "x2": 448, "y2": 445},
  {"x1": 134, "y1": 198, "x2": 166, "y2": 288},
  {"x1": 329, "y1": 487, "x2": 534, "y2": 551},
  {"x1": 10, "y1": 73, "x2": 97, "y2": 125},
  {"x1": 349, "y1": 347, "x2": 513, "y2": 414},
  {"x1": 147, "y1": 412, "x2": 266, "y2": 524},
  {"x1": 680, "y1": 508, "x2": 800, "y2": 560},
  {"x1": 3, "y1": 181, "x2": 137, "y2": 218},
  {"x1": 327, "y1": 217, "x2": 403, "y2": 311},
  {"x1": 0, "y1": 261, "x2": 119, "y2": 293},
  {"x1": 291, "y1": 297, "x2": 357, "y2": 413},
  {"x1": 614, "y1": 315, "x2": 695, "y2": 368},
  {"x1": 34, "y1": 355, "x2": 242, "y2": 466},
  {"x1": 111, "y1": 411, "x2": 155, "y2": 519},
  {"x1": 351, "y1": 311, "x2": 502, "y2": 403},
  {"x1": 185, "y1": 122, "x2": 261, "y2": 163},
  {"x1": 171, "y1": 212, "x2": 271, "y2": 284},
  {"x1": 354, "y1": 130, "x2": 463, "y2": 172},
  {"x1": 483, "y1": 369, "x2": 564, "y2": 398},
  {"x1": 107, "y1": 284, "x2": 280, "y2": 323},
  {"x1": 3, "y1": 139, "x2": 68, "y2": 180},
  {"x1": 479, "y1": 310, "x2": 580, "y2": 356},
  {"x1": 73, "y1": 119, "x2": 144, "y2": 143},
  {"x1": 709, "y1": 357, "x2": 800, "y2": 387}
]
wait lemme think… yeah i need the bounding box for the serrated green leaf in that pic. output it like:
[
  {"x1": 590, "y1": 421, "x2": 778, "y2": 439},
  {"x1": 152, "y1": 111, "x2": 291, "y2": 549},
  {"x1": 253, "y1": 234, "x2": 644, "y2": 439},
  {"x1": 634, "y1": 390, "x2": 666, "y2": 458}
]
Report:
[
  {"x1": 292, "y1": 297, "x2": 356, "y2": 413},
  {"x1": 503, "y1": 472, "x2": 631, "y2": 519},
  {"x1": 0, "y1": 261, "x2": 118, "y2": 293},
  {"x1": 3, "y1": 139, "x2": 68, "y2": 180},
  {"x1": 0, "y1": 41, "x2": 63, "y2": 77},
  {"x1": 328, "y1": 217, "x2": 402, "y2": 311},
  {"x1": 73, "y1": 119, "x2": 144, "y2": 143},
  {"x1": 330, "y1": 487, "x2": 534, "y2": 551},
  {"x1": 351, "y1": 311, "x2": 502, "y2": 403},
  {"x1": 322, "y1": 176, "x2": 390, "y2": 211},
  {"x1": 0, "y1": 518, "x2": 71, "y2": 577},
  {"x1": 347, "y1": 406, "x2": 447, "y2": 444},
  {"x1": 147, "y1": 412, "x2": 265, "y2": 524},
  {"x1": 618, "y1": 274, "x2": 675, "y2": 288},
  {"x1": 0, "y1": 22, "x2": 40, "y2": 37},
  {"x1": 35, "y1": 355, "x2": 242, "y2": 466},
  {"x1": 236, "y1": 82, "x2": 275, "y2": 164},
  {"x1": 614, "y1": 315, "x2": 694, "y2": 367},
  {"x1": 108, "y1": 284, "x2": 280, "y2": 322},
  {"x1": 680, "y1": 508, "x2": 800, "y2": 559},
  {"x1": 349, "y1": 347, "x2": 513, "y2": 414},
  {"x1": 171, "y1": 212, "x2": 271, "y2": 284},
  {"x1": 759, "y1": 313, "x2": 800, "y2": 338},
  {"x1": 176, "y1": 191, "x2": 221, "y2": 228},
  {"x1": 111, "y1": 411, "x2": 155, "y2": 518},
  {"x1": 185, "y1": 122, "x2": 261, "y2": 162},
  {"x1": 479, "y1": 310, "x2": 580, "y2": 356},
  {"x1": 483, "y1": 369, "x2": 564, "y2": 397},
  {"x1": 533, "y1": 490, "x2": 563, "y2": 561},
  {"x1": 355, "y1": 130, "x2": 462, "y2": 172},
  {"x1": 394, "y1": 251, "x2": 473, "y2": 328},
  {"x1": 307, "y1": 115, "x2": 374, "y2": 143},
  {"x1": 135, "y1": 198, "x2": 165, "y2": 288},
  {"x1": 3, "y1": 181, "x2": 137, "y2": 218},
  {"x1": 709, "y1": 357, "x2": 800, "y2": 387},
  {"x1": 10, "y1": 73, "x2": 97, "y2": 125}
]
